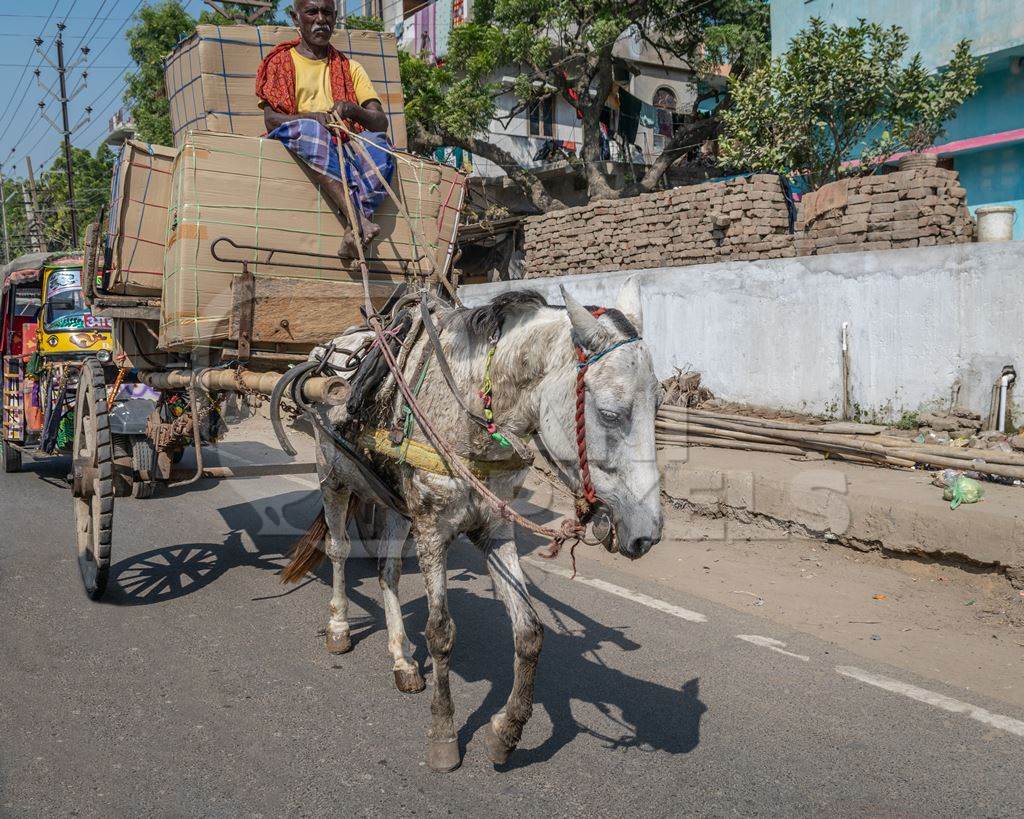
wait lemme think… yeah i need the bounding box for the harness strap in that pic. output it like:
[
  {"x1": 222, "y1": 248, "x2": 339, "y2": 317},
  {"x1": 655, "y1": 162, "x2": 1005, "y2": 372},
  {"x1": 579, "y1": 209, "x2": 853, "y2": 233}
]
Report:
[
  {"x1": 418, "y1": 293, "x2": 534, "y2": 463},
  {"x1": 360, "y1": 427, "x2": 528, "y2": 479}
]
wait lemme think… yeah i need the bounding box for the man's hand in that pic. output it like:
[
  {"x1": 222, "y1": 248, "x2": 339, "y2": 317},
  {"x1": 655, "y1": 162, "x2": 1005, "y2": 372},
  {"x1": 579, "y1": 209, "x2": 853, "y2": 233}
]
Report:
[{"x1": 331, "y1": 101, "x2": 356, "y2": 121}]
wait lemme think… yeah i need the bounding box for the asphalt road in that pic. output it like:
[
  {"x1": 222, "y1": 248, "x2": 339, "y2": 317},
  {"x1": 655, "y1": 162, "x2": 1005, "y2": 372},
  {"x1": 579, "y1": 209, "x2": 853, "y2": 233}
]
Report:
[{"x1": 2, "y1": 443, "x2": 1023, "y2": 817}]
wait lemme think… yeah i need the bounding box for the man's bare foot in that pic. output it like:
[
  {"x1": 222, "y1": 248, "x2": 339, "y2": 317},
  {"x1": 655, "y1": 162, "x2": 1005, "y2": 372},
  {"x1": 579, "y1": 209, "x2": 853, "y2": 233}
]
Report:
[
  {"x1": 338, "y1": 230, "x2": 360, "y2": 260},
  {"x1": 360, "y1": 221, "x2": 381, "y2": 246}
]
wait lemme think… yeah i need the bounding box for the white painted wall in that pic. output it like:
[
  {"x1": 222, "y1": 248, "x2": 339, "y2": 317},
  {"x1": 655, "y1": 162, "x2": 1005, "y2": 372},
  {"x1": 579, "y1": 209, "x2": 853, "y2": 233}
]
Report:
[{"x1": 459, "y1": 243, "x2": 1024, "y2": 421}]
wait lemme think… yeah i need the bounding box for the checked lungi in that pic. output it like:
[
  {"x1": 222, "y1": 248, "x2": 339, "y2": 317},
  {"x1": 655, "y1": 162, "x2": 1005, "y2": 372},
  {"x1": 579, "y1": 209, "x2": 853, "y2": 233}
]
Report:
[{"x1": 267, "y1": 118, "x2": 395, "y2": 220}]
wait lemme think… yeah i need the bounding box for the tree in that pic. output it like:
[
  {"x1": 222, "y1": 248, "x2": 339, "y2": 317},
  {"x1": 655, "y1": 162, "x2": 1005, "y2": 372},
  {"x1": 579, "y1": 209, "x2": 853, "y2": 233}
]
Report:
[
  {"x1": 719, "y1": 19, "x2": 982, "y2": 190},
  {"x1": 36, "y1": 147, "x2": 117, "y2": 249},
  {"x1": 198, "y1": 1, "x2": 282, "y2": 25},
  {"x1": 402, "y1": 0, "x2": 770, "y2": 212},
  {"x1": 124, "y1": 1, "x2": 198, "y2": 146}
]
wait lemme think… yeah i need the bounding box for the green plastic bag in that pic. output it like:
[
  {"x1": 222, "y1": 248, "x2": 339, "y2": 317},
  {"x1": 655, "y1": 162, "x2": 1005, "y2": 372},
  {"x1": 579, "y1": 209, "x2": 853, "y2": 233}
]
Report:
[{"x1": 943, "y1": 476, "x2": 984, "y2": 509}]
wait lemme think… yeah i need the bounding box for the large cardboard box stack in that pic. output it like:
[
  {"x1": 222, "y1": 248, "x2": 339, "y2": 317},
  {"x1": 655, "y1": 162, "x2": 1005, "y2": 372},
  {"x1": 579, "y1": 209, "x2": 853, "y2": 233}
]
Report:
[
  {"x1": 160, "y1": 130, "x2": 466, "y2": 350},
  {"x1": 104, "y1": 140, "x2": 177, "y2": 296},
  {"x1": 165, "y1": 26, "x2": 407, "y2": 149}
]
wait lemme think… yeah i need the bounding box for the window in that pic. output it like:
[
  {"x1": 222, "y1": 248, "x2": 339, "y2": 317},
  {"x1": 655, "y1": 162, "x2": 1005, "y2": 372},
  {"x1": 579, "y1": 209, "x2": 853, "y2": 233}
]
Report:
[
  {"x1": 653, "y1": 86, "x2": 677, "y2": 138},
  {"x1": 528, "y1": 97, "x2": 555, "y2": 138}
]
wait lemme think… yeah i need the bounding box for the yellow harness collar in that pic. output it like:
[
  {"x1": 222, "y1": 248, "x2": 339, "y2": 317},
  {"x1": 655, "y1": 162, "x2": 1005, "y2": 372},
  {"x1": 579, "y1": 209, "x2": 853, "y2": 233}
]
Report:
[{"x1": 358, "y1": 427, "x2": 529, "y2": 479}]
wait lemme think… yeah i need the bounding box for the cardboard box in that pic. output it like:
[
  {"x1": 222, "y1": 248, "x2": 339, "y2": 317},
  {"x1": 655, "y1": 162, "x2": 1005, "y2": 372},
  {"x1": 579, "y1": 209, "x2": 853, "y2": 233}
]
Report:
[
  {"x1": 165, "y1": 25, "x2": 407, "y2": 149},
  {"x1": 160, "y1": 131, "x2": 465, "y2": 351},
  {"x1": 104, "y1": 140, "x2": 177, "y2": 296}
]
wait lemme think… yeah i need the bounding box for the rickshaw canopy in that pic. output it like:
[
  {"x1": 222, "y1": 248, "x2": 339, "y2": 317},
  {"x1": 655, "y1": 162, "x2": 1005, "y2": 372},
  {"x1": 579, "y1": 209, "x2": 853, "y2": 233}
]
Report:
[{"x1": 1, "y1": 252, "x2": 83, "y2": 295}]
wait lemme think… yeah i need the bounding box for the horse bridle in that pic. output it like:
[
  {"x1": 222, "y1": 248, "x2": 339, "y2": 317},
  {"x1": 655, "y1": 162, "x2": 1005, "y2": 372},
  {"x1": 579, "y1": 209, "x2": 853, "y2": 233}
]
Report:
[{"x1": 569, "y1": 306, "x2": 641, "y2": 552}]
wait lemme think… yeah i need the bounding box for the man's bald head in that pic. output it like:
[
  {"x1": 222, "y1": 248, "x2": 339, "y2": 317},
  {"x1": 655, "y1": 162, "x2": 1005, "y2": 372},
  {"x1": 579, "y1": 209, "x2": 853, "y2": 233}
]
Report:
[{"x1": 290, "y1": 0, "x2": 337, "y2": 53}]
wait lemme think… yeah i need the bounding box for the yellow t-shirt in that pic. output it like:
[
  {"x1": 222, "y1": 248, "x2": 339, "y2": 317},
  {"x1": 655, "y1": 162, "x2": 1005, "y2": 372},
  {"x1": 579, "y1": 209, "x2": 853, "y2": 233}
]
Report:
[{"x1": 289, "y1": 49, "x2": 379, "y2": 113}]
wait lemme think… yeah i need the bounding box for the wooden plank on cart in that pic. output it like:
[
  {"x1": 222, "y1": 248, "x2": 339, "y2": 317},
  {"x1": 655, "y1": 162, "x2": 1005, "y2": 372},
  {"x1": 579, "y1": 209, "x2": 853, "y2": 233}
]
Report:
[{"x1": 228, "y1": 276, "x2": 395, "y2": 348}]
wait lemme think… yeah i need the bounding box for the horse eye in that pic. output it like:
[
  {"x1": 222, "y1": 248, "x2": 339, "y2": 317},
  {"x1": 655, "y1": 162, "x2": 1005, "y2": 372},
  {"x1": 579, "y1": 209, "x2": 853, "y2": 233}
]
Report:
[{"x1": 598, "y1": 408, "x2": 621, "y2": 423}]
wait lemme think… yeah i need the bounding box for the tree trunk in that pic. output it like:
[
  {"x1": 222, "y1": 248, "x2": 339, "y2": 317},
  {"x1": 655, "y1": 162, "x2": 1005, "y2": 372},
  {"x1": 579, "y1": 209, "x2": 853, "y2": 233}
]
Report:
[{"x1": 408, "y1": 124, "x2": 568, "y2": 213}]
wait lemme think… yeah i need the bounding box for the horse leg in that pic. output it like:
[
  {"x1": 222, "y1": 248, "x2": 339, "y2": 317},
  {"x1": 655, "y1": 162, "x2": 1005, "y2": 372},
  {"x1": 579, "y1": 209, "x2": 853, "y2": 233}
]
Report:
[
  {"x1": 376, "y1": 509, "x2": 424, "y2": 693},
  {"x1": 323, "y1": 487, "x2": 354, "y2": 654},
  {"x1": 414, "y1": 519, "x2": 460, "y2": 772},
  {"x1": 475, "y1": 528, "x2": 544, "y2": 766}
]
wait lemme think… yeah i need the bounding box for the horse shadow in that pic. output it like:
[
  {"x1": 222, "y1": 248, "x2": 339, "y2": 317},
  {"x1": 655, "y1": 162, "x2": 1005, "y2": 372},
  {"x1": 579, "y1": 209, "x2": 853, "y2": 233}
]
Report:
[
  {"x1": 338, "y1": 548, "x2": 706, "y2": 767},
  {"x1": 106, "y1": 487, "x2": 706, "y2": 765}
]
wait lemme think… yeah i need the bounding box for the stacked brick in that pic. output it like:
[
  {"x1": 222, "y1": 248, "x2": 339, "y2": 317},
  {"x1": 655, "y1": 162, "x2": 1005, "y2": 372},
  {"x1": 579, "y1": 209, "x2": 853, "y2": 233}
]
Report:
[
  {"x1": 795, "y1": 168, "x2": 975, "y2": 255},
  {"x1": 521, "y1": 168, "x2": 975, "y2": 279},
  {"x1": 522, "y1": 174, "x2": 795, "y2": 278}
]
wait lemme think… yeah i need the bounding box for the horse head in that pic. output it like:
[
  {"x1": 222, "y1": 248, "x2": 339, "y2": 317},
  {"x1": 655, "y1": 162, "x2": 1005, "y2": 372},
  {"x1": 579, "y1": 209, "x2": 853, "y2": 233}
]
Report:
[{"x1": 539, "y1": 279, "x2": 663, "y2": 560}]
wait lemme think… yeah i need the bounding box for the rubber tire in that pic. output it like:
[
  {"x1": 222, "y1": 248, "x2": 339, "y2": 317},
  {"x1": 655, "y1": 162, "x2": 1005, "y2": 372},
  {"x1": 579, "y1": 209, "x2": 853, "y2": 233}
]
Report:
[
  {"x1": 2, "y1": 440, "x2": 22, "y2": 473},
  {"x1": 71, "y1": 359, "x2": 113, "y2": 601},
  {"x1": 130, "y1": 435, "x2": 157, "y2": 499}
]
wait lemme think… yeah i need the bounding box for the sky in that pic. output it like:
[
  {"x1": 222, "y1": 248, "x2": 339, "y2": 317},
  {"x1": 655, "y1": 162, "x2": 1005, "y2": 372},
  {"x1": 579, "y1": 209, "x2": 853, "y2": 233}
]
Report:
[
  {"x1": 0, "y1": 0, "x2": 384, "y2": 183},
  {"x1": 0, "y1": 0, "x2": 215, "y2": 182}
]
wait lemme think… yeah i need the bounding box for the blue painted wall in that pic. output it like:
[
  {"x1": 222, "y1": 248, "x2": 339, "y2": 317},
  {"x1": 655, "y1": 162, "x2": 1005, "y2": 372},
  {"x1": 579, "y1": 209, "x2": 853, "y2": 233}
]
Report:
[
  {"x1": 958, "y1": 145, "x2": 1024, "y2": 239},
  {"x1": 771, "y1": 0, "x2": 1024, "y2": 236},
  {"x1": 771, "y1": 0, "x2": 1024, "y2": 68}
]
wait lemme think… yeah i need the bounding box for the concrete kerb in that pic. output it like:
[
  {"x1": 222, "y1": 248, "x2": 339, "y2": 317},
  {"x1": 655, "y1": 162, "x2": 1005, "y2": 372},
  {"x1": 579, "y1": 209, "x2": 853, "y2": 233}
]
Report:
[{"x1": 657, "y1": 446, "x2": 1024, "y2": 588}]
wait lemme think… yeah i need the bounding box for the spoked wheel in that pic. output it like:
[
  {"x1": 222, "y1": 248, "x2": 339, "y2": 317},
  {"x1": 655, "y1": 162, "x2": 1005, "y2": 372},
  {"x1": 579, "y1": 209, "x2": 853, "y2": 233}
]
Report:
[{"x1": 71, "y1": 359, "x2": 114, "y2": 600}]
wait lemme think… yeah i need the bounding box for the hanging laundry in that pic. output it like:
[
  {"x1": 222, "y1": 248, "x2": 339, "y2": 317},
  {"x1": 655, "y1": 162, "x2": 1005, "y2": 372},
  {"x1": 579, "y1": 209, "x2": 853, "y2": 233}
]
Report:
[
  {"x1": 618, "y1": 89, "x2": 643, "y2": 144},
  {"x1": 639, "y1": 102, "x2": 657, "y2": 129},
  {"x1": 415, "y1": 2, "x2": 437, "y2": 63},
  {"x1": 435, "y1": 0, "x2": 453, "y2": 59}
]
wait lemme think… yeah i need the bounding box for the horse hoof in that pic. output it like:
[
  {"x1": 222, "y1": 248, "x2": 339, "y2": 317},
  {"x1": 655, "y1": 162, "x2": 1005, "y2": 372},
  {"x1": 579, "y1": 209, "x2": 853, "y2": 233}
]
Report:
[
  {"x1": 325, "y1": 631, "x2": 352, "y2": 654},
  {"x1": 426, "y1": 738, "x2": 461, "y2": 772},
  {"x1": 481, "y1": 723, "x2": 514, "y2": 766},
  {"x1": 393, "y1": 668, "x2": 426, "y2": 694}
]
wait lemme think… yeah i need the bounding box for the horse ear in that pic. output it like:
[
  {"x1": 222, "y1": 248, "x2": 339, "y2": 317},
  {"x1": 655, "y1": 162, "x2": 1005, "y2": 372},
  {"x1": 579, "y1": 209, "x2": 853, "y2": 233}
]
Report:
[
  {"x1": 560, "y1": 285, "x2": 606, "y2": 350},
  {"x1": 616, "y1": 276, "x2": 643, "y2": 334}
]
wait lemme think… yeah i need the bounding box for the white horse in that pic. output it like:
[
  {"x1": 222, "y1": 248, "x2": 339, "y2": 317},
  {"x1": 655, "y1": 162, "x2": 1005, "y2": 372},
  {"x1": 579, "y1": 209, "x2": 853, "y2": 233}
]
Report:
[{"x1": 283, "y1": 280, "x2": 663, "y2": 771}]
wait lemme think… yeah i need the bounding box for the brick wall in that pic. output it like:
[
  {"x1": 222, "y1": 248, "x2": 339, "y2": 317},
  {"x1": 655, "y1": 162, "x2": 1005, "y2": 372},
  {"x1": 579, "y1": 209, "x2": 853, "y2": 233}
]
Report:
[
  {"x1": 521, "y1": 168, "x2": 975, "y2": 279},
  {"x1": 795, "y1": 169, "x2": 975, "y2": 255}
]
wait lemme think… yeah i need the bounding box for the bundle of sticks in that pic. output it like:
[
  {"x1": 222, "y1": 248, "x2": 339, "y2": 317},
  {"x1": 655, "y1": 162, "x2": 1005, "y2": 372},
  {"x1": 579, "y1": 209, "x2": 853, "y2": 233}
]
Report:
[{"x1": 655, "y1": 405, "x2": 1024, "y2": 481}]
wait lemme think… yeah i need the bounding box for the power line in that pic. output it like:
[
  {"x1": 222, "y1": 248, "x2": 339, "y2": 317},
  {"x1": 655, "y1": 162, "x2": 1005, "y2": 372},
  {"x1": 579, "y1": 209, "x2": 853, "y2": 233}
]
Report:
[{"x1": 0, "y1": 1, "x2": 62, "y2": 149}]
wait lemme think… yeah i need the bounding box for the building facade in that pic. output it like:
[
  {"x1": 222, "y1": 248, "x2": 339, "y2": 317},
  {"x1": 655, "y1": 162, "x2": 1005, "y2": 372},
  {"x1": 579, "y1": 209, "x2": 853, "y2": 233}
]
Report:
[
  {"x1": 771, "y1": 0, "x2": 1024, "y2": 238},
  {"x1": 386, "y1": 0, "x2": 699, "y2": 204}
]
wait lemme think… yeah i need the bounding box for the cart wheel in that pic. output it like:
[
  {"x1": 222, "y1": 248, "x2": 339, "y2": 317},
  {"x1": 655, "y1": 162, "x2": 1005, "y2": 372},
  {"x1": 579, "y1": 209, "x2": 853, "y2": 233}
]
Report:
[
  {"x1": 71, "y1": 359, "x2": 114, "y2": 600},
  {"x1": 130, "y1": 435, "x2": 157, "y2": 499},
  {"x1": 2, "y1": 440, "x2": 21, "y2": 473}
]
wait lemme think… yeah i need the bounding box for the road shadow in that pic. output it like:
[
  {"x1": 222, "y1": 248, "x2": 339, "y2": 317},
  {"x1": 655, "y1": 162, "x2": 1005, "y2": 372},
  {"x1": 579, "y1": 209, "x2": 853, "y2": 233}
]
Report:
[
  {"x1": 105, "y1": 485, "x2": 705, "y2": 765},
  {"x1": 105, "y1": 489, "x2": 318, "y2": 605},
  {"x1": 443, "y1": 549, "x2": 706, "y2": 768}
]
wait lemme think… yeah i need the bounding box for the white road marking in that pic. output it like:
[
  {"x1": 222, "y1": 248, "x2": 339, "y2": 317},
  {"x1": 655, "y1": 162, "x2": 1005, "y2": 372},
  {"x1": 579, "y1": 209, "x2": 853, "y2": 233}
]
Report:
[
  {"x1": 836, "y1": 666, "x2": 1024, "y2": 739},
  {"x1": 523, "y1": 558, "x2": 707, "y2": 623},
  {"x1": 736, "y1": 634, "x2": 810, "y2": 661}
]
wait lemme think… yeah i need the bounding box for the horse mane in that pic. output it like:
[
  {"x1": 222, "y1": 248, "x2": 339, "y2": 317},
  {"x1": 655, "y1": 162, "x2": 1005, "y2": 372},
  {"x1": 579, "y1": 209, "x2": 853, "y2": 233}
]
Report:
[
  {"x1": 457, "y1": 289, "x2": 637, "y2": 343},
  {"x1": 458, "y1": 289, "x2": 550, "y2": 341}
]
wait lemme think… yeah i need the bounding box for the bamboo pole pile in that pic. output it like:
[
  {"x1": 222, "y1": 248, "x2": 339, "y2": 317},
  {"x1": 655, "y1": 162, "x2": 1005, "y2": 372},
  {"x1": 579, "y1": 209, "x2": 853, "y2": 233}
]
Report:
[{"x1": 655, "y1": 405, "x2": 1024, "y2": 481}]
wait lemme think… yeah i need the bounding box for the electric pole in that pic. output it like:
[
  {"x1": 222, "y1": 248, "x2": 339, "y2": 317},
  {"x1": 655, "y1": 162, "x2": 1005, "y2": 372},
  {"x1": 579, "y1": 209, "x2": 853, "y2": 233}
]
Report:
[
  {"x1": 55, "y1": 28, "x2": 78, "y2": 243},
  {"x1": 0, "y1": 164, "x2": 10, "y2": 265},
  {"x1": 36, "y1": 23, "x2": 91, "y2": 249},
  {"x1": 24, "y1": 158, "x2": 44, "y2": 252}
]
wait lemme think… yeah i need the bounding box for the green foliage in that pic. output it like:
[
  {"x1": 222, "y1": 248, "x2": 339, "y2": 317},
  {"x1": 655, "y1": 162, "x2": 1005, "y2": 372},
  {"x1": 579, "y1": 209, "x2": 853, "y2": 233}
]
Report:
[
  {"x1": 37, "y1": 147, "x2": 117, "y2": 249},
  {"x1": 124, "y1": 1, "x2": 198, "y2": 146},
  {"x1": 198, "y1": 1, "x2": 281, "y2": 25},
  {"x1": 719, "y1": 19, "x2": 982, "y2": 189},
  {"x1": 343, "y1": 15, "x2": 383, "y2": 33},
  {"x1": 894, "y1": 411, "x2": 921, "y2": 430},
  {"x1": 699, "y1": 0, "x2": 770, "y2": 78}
]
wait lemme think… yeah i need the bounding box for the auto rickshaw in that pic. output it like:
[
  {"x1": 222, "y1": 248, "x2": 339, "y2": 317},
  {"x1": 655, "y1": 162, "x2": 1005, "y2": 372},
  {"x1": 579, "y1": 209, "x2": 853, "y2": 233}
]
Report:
[{"x1": 1, "y1": 251, "x2": 156, "y2": 492}]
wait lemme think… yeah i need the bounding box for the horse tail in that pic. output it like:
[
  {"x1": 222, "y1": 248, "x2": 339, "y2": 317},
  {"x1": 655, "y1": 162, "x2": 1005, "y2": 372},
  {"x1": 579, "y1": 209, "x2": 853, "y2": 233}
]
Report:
[{"x1": 281, "y1": 508, "x2": 329, "y2": 583}]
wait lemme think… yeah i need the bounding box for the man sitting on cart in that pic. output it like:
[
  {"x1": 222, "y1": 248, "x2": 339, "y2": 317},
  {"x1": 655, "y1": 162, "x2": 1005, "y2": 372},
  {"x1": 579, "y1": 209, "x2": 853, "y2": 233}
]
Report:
[{"x1": 257, "y1": 0, "x2": 393, "y2": 259}]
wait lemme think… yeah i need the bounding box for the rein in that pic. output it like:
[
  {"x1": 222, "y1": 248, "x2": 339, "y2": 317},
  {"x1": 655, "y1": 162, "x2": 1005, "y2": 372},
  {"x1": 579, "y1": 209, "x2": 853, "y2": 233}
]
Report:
[
  {"x1": 331, "y1": 154, "x2": 638, "y2": 571},
  {"x1": 539, "y1": 308, "x2": 641, "y2": 567}
]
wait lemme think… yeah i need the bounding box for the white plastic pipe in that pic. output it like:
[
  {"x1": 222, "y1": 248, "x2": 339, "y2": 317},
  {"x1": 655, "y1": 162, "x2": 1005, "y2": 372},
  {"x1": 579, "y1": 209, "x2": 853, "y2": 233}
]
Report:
[{"x1": 998, "y1": 373, "x2": 1013, "y2": 433}]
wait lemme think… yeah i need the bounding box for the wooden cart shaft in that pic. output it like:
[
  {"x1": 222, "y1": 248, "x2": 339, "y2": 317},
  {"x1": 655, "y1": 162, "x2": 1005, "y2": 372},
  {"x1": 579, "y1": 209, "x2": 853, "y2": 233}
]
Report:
[{"x1": 136, "y1": 368, "x2": 349, "y2": 405}]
